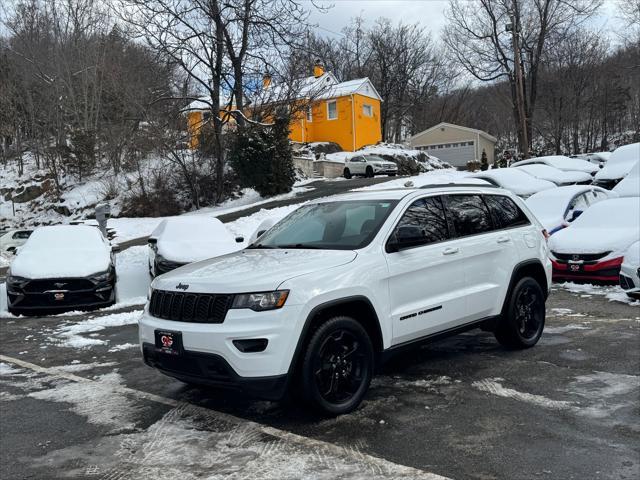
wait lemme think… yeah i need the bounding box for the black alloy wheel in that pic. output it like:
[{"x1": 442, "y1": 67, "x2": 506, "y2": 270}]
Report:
[
  {"x1": 343, "y1": 168, "x2": 352, "y2": 179},
  {"x1": 495, "y1": 277, "x2": 545, "y2": 349},
  {"x1": 301, "y1": 316, "x2": 373, "y2": 415}
]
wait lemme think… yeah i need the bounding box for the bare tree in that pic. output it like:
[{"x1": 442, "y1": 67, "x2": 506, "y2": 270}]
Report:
[{"x1": 444, "y1": 0, "x2": 602, "y2": 155}]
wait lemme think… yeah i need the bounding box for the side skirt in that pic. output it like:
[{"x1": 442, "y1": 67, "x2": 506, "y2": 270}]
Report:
[{"x1": 379, "y1": 315, "x2": 500, "y2": 365}]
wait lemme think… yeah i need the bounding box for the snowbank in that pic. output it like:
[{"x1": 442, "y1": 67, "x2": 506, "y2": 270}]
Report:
[{"x1": 557, "y1": 282, "x2": 639, "y2": 306}]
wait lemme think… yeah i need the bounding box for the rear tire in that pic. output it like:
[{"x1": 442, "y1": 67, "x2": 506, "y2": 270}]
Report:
[
  {"x1": 300, "y1": 316, "x2": 374, "y2": 415},
  {"x1": 343, "y1": 168, "x2": 352, "y2": 179},
  {"x1": 365, "y1": 166, "x2": 374, "y2": 178},
  {"x1": 494, "y1": 277, "x2": 545, "y2": 349}
]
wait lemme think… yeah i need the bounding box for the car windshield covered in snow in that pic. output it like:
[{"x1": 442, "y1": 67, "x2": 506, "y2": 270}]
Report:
[{"x1": 249, "y1": 200, "x2": 398, "y2": 250}]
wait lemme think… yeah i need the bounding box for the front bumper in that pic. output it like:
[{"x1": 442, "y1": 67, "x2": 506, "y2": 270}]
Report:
[
  {"x1": 551, "y1": 256, "x2": 623, "y2": 283},
  {"x1": 142, "y1": 343, "x2": 288, "y2": 400},
  {"x1": 7, "y1": 281, "x2": 115, "y2": 314},
  {"x1": 373, "y1": 166, "x2": 398, "y2": 175},
  {"x1": 138, "y1": 304, "x2": 303, "y2": 387},
  {"x1": 619, "y1": 263, "x2": 640, "y2": 297}
]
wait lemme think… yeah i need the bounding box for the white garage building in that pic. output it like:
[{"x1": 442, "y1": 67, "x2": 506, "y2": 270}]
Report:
[{"x1": 409, "y1": 122, "x2": 497, "y2": 169}]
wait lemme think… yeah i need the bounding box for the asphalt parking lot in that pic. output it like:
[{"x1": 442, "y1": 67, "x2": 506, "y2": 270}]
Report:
[{"x1": 1, "y1": 287, "x2": 638, "y2": 480}]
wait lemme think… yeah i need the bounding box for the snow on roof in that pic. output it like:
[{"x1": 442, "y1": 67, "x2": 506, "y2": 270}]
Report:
[
  {"x1": 182, "y1": 95, "x2": 234, "y2": 113},
  {"x1": 525, "y1": 185, "x2": 608, "y2": 230},
  {"x1": 258, "y1": 72, "x2": 381, "y2": 104},
  {"x1": 549, "y1": 198, "x2": 640, "y2": 254},
  {"x1": 596, "y1": 143, "x2": 640, "y2": 181},
  {"x1": 512, "y1": 156, "x2": 598, "y2": 174},
  {"x1": 513, "y1": 164, "x2": 591, "y2": 184},
  {"x1": 410, "y1": 122, "x2": 497, "y2": 143},
  {"x1": 11, "y1": 225, "x2": 111, "y2": 279},
  {"x1": 469, "y1": 168, "x2": 556, "y2": 197}
]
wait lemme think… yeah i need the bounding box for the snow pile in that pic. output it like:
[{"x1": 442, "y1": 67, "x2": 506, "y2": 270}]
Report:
[
  {"x1": 51, "y1": 310, "x2": 143, "y2": 348},
  {"x1": 10, "y1": 225, "x2": 111, "y2": 279},
  {"x1": 114, "y1": 245, "x2": 150, "y2": 306},
  {"x1": 549, "y1": 198, "x2": 640, "y2": 255},
  {"x1": 557, "y1": 282, "x2": 640, "y2": 305}
]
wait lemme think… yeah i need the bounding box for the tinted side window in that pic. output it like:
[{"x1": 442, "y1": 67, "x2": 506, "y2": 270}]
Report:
[
  {"x1": 445, "y1": 195, "x2": 493, "y2": 237},
  {"x1": 483, "y1": 195, "x2": 530, "y2": 229},
  {"x1": 393, "y1": 196, "x2": 450, "y2": 247}
]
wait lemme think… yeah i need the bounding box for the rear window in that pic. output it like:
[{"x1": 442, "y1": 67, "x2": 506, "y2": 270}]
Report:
[
  {"x1": 444, "y1": 195, "x2": 493, "y2": 237},
  {"x1": 483, "y1": 195, "x2": 530, "y2": 229}
]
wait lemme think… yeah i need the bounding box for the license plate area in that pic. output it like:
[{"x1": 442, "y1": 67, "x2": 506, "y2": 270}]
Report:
[
  {"x1": 154, "y1": 330, "x2": 183, "y2": 356},
  {"x1": 569, "y1": 263, "x2": 583, "y2": 272}
]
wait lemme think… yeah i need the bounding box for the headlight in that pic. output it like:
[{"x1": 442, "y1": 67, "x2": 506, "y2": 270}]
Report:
[
  {"x1": 156, "y1": 254, "x2": 182, "y2": 269},
  {"x1": 231, "y1": 290, "x2": 289, "y2": 311},
  {"x1": 89, "y1": 270, "x2": 112, "y2": 284},
  {"x1": 6, "y1": 275, "x2": 28, "y2": 291}
]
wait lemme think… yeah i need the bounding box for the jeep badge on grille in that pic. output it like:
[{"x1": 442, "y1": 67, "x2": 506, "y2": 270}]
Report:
[{"x1": 176, "y1": 283, "x2": 189, "y2": 291}]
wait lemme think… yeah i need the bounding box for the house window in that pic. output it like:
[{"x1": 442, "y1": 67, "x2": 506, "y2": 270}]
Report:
[
  {"x1": 362, "y1": 104, "x2": 373, "y2": 117},
  {"x1": 306, "y1": 105, "x2": 313, "y2": 122},
  {"x1": 327, "y1": 100, "x2": 337, "y2": 120}
]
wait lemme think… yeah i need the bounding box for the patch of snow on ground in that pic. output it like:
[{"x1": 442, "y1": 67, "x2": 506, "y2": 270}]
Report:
[
  {"x1": 558, "y1": 282, "x2": 640, "y2": 306},
  {"x1": 472, "y1": 378, "x2": 574, "y2": 410},
  {"x1": 57, "y1": 361, "x2": 118, "y2": 372},
  {"x1": 28, "y1": 372, "x2": 147, "y2": 432},
  {"x1": 0, "y1": 362, "x2": 23, "y2": 375},
  {"x1": 108, "y1": 343, "x2": 139, "y2": 352},
  {"x1": 51, "y1": 310, "x2": 142, "y2": 349}
]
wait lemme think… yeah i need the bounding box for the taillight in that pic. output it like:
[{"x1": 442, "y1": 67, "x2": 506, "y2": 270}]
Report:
[{"x1": 542, "y1": 229, "x2": 550, "y2": 242}]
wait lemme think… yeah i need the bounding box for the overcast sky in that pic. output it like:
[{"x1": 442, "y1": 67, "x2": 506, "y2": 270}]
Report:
[{"x1": 307, "y1": 0, "x2": 624, "y2": 40}]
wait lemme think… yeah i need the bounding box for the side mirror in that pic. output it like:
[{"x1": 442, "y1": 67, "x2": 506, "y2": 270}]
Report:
[
  {"x1": 256, "y1": 230, "x2": 267, "y2": 239},
  {"x1": 235, "y1": 236, "x2": 244, "y2": 243},
  {"x1": 569, "y1": 210, "x2": 583, "y2": 222}
]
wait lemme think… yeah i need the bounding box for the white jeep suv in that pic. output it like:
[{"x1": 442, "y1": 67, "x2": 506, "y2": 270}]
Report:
[
  {"x1": 343, "y1": 154, "x2": 398, "y2": 179},
  {"x1": 139, "y1": 185, "x2": 551, "y2": 415}
]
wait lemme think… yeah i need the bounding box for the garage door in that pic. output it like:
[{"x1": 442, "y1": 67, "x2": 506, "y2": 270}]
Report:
[{"x1": 420, "y1": 141, "x2": 476, "y2": 168}]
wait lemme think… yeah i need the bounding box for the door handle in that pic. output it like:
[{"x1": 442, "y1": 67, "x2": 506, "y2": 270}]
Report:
[
  {"x1": 442, "y1": 247, "x2": 459, "y2": 255},
  {"x1": 497, "y1": 236, "x2": 511, "y2": 243}
]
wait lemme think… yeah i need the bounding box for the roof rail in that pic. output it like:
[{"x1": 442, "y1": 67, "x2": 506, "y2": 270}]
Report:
[{"x1": 418, "y1": 182, "x2": 499, "y2": 189}]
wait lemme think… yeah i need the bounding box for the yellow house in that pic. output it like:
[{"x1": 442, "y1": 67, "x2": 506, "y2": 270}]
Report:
[
  {"x1": 184, "y1": 65, "x2": 383, "y2": 152},
  {"x1": 182, "y1": 97, "x2": 237, "y2": 149}
]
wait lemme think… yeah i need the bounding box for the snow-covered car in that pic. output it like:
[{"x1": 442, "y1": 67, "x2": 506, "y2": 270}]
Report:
[
  {"x1": 140, "y1": 185, "x2": 552, "y2": 415},
  {"x1": 6, "y1": 225, "x2": 116, "y2": 315},
  {"x1": 469, "y1": 168, "x2": 556, "y2": 198},
  {"x1": 619, "y1": 241, "x2": 640, "y2": 299},
  {"x1": 572, "y1": 152, "x2": 610, "y2": 166},
  {"x1": 513, "y1": 164, "x2": 592, "y2": 186},
  {"x1": 548, "y1": 198, "x2": 640, "y2": 283},
  {"x1": 511, "y1": 155, "x2": 599, "y2": 175},
  {"x1": 594, "y1": 143, "x2": 640, "y2": 189},
  {"x1": 248, "y1": 217, "x2": 278, "y2": 245},
  {"x1": 148, "y1": 216, "x2": 242, "y2": 277},
  {"x1": 525, "y1": 185, "x2": 616, "y2": 234},
  {"x1": 611, "y1": 160, "x2": 639, "y2": 197},
  {"x1": 0, "y1": 229, "x2": 33, "y2": 254},
  {"x1": 343, "y1": 154, "x2": 398, "y2": 179}
]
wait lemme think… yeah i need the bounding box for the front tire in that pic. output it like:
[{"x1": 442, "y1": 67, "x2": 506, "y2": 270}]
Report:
[
  {"x1": 494, "y1": 277, "x2": 545, "y2": 349},
  {"x1": 343, "y1": 168, "x2": 352, "y2": 179},
  {"x1": 300, "y1": 316, "x2": 374, "y2": 415}
]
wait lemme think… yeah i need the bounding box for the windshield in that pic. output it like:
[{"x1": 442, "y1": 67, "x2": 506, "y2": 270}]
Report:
[
  {"x1": 363, "y1": 155, "x2": 386, "y2": 162},
  {"x1": 250, "y1": 200, "x2": 398, "y2": 250}
]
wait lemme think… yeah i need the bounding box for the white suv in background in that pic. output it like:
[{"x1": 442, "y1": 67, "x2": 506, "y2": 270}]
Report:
[
  {"x1": 139, "y1": 185, "x2": 551, "y2": 415},
  {"x1": 343, "y1": 154, "x2": 398, "y2": 178}
]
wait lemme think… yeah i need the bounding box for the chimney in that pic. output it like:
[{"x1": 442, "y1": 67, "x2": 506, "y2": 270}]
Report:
[
  {"x1": 262, "y1": 72, "x2": 271, "y2": 89},
  {"x1": 313, "y1": 60, "x2": 324, "y2": 78}
]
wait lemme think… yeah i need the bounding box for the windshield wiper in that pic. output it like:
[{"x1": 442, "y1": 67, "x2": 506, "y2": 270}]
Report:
[
  {"x1": 246, "y1": 244, "x2": 278, "y2": 249},
  {"x1": 276, "y1": 243, "x2": 322, "y2": 249}
]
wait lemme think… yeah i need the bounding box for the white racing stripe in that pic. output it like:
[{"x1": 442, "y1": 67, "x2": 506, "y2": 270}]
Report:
[{"x1": 0, "y1": 354, "x2": 452, "y2": 480}]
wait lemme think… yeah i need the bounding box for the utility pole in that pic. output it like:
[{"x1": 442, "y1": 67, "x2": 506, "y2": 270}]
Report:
[{"x1": 507, "y1": 15, "x2": 529, "y2": 159}]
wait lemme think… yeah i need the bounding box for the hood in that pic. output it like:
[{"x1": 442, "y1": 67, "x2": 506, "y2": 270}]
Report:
[
  {"x1": 549, "y1": 227, "x2": 638, "y2": 256},
  {"x1": 157, "y1": 239, "x2": 241, "y2": 264},
  {"x1": 152, "y1": 248, "x2": 357, "y2": 293},
  {"x1": 11, "y1": 248, "x2": 111, "y2": 279}
]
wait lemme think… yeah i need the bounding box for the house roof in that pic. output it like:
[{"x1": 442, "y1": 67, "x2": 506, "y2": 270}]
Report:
[
  {"x1": 258, "y1": 72, "x2": 382, "y2": 105},
  {"x1": 411, "y1": 122, "x2": 497, "y2": 143},
  {"x1": 181, "y1": 95, "x2": 234, "y2": 113}
]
